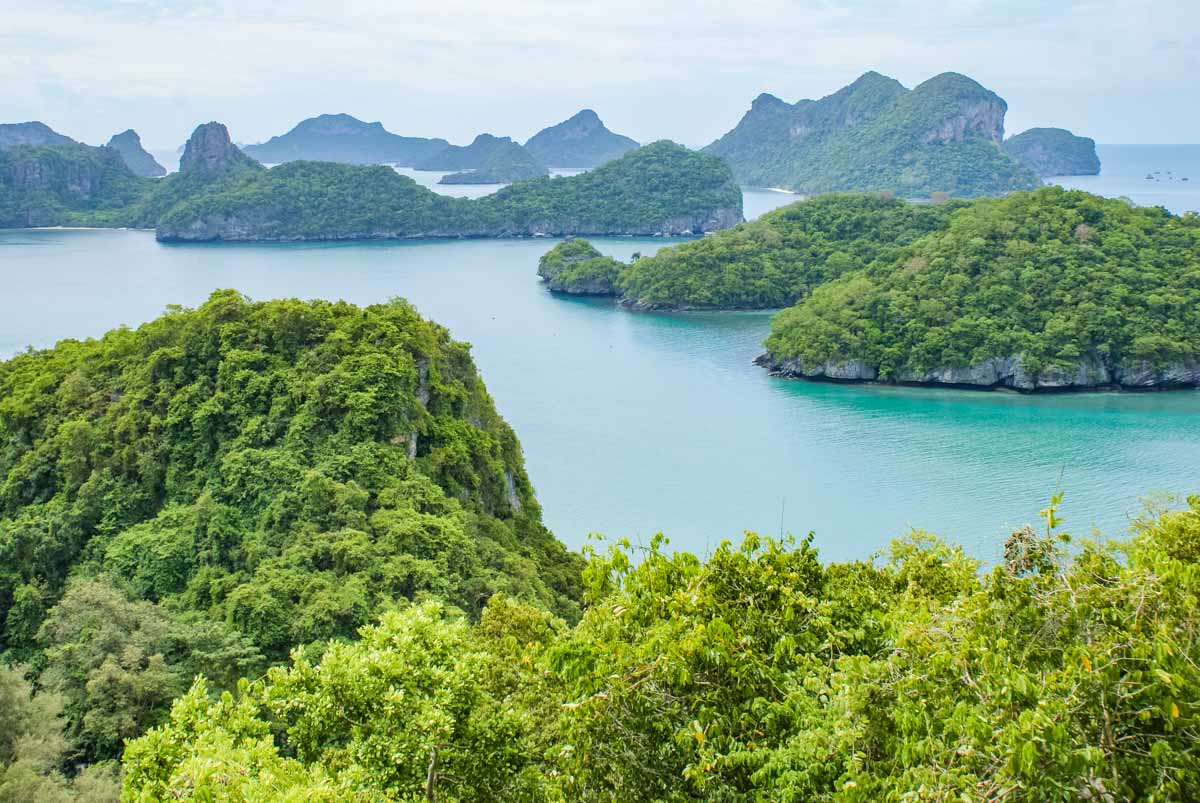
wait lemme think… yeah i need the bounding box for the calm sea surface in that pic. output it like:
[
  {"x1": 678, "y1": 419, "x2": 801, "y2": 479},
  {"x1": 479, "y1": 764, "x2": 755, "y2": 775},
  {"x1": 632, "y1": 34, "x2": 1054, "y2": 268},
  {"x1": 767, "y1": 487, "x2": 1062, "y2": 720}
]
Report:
[{"x1": 1, "y1": 152, "x2": 1197, "y2": 563}]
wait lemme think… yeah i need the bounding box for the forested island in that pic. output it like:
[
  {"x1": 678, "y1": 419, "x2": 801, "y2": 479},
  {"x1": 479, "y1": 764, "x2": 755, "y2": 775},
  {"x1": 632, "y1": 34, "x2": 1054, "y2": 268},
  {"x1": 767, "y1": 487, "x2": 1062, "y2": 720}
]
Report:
[
  {"x1": 437, "y1": 138, "x2": 549, "y2": 184},
  {"x1": 104, "y1": 129, "x2": 166, "y2": 177},
  {"x1": 0, "y1": 123, "x2": 743, "y2": 239},
  {"x1": 1004, "y1": 127, "x2": 1102, "y2": 177},
  {"x1": 541, "y1": 189, "x2": 1199, "y2": 391},
  {"x1": 704, "y1": 71, "x2": 1047, "y2": 197},
  {"x1": 524, "y1": 109, "x2": 640, "y2": 167},
  {"x1": 536, "y1": 238, "x2": 626, "y2": 294},
  {"x1": 242, "y1": 113, "x2": 450, "y2": 165},
  {"x1": 1, "y1": 294, "x2": 1198, "y2": 799}
]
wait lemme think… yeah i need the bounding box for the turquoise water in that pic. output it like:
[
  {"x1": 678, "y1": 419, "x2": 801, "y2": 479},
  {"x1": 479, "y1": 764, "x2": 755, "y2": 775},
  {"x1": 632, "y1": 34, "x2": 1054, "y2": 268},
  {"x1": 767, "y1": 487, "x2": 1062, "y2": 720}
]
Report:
[{"x1": 2, "y1": 226, "x2": 1197, "y2": 563}]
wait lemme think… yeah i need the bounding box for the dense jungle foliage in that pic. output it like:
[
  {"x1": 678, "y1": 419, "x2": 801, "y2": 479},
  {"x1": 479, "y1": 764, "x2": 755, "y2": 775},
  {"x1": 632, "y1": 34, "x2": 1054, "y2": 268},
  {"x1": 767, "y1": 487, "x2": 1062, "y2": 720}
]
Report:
[
  {"x1": 0, "y1": 144, "x2": 155, "y2": 228},
  {"x1": 119, "y1": 494, "x2": 1200, "y2": 801},
  {"x1": 765, "y1": 187, "x2": 1200, "y2": 377},
  {"x1": 0, "y1": 292, "x2": 581, "y2": 772},
  {"x1": 618, "y1": 193, "x2": 965, "y2": 308}
]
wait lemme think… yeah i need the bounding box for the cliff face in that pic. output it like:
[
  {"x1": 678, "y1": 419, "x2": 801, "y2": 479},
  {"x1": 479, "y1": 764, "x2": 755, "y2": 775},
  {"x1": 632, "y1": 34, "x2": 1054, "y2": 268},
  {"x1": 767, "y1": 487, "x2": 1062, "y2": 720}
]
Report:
[
  {"x1": 757, "y1": 353, "x2": 1200, "y2": 392},
  {"x1": 0, "y1": 121, "x2": 75, "y2": 150},
  {"x1": 524, "y1": 109, "x2": 640, "y2": 168},
  {"x1": 179, "y1": 122, "x2": 261, "y2": 176},
  {"x1": 0, "y1": 141, "x2": 151, "y2": 227},
  {"x1": 243, "y1": 113, "x2": 450, "y2": 166},
  {"x1": 1004, "y1": 128, "x2": 1101, "y2": 177},
  {"x1": 106, "y1": 129, "x2": 167, "y2": 177},
  {"x1": 704, "y1": 71, "x2": 1040, "y2": 197}
]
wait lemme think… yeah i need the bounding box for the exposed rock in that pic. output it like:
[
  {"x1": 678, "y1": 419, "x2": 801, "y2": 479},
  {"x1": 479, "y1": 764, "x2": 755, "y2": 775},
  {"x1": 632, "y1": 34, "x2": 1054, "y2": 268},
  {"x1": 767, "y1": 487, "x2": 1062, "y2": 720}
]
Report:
[
  {"x1": 179, "y1": 122, "x2": 261, "y2": 176},
  {"x1": 0, "y1": 121, "x2": 75, "y2": 150},
  {"x1": 758, "y1": 352, "x2": 1200, "y2": 392},
  {"x1": 106, "y1": 129, "x2": 167, "y2": 177}
]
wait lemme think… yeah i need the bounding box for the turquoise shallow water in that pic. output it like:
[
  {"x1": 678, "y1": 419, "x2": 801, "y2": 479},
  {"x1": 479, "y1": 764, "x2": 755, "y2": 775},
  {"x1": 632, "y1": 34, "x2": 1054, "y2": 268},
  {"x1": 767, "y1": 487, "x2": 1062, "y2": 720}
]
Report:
[{"x1": 1, "y1": 225, "x2": 1197, "y2": 563}]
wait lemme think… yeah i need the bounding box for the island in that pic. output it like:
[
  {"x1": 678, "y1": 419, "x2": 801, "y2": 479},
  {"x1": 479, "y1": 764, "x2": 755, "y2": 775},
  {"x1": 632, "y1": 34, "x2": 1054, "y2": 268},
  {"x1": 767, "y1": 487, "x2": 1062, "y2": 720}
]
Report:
[
  {"x1": 704, "y1": 71, "x2": 1044, "y2": 198},
  {"x1": 106, "y1": 128, "x2": 167, "y2": 177},
  {"x1": 438, "y1": 138, "x2": 549, "y2": 184},
  {"x1": 524, "y1": 109, "x2": 640, "y2": 167},
  {"x1": 415, "y1": 133, "x2": 536, "y2": 172},
  {"x1": 242, "y1": 113, "x2": 450, "y2": 165},
  {"x1": 1, "y1": 122, "x2": 743, "y2": 240},
  {"x1": 759, "y1": 187, "x2": 1199, "y2": 391},
  {"x1": 1003, "y1": 127, "x2": 1101, "y2": 176},
  {"x1": 536, "y1": 238, "x2": 625, "y2": 294}
]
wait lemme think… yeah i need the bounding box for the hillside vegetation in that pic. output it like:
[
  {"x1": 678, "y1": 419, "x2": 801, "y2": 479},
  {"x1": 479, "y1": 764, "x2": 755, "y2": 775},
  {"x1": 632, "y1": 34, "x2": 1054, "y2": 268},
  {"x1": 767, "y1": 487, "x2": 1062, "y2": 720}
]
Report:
[
  {"x1": 0, "y1": 292, "x2": 582, "y2": 775},
  {"x1": 764, "y1": 187, "x2": 1200, "y2": 388},
  {"x1": 705, "y1": 71, "x2": 1042, "y2": 198},
  {"x1": 119, "y1": 495, "x2": 1200, "y2": 801}
]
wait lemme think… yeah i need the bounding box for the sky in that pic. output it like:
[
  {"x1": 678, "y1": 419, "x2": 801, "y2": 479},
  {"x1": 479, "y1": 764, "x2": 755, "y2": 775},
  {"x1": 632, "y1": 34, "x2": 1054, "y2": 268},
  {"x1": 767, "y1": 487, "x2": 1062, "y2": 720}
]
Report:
[{"x1": 2, "y1": 0, "x2": 1197, "y2": 152}]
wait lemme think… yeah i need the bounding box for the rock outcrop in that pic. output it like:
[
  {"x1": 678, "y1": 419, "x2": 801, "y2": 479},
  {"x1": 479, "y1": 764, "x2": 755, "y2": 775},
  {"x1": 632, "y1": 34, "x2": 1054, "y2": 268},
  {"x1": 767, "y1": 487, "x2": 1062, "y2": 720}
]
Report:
[
  {"x1": 704, "y1": 71, "x2": 1041, "y2": 197},
  {"x1": 106, "y1": 129, "x2": 167, "y2": 177},
  {"x1": 0, "y1": 121, "x2": 75, "y2": 150},
  {"x1": 757, "y1": 353, "x2": 1200, "y2": 392},
  {"x1": 524, "y1": 109, "x2": 639, "y2": 168},
  {"x1": 1004, "y1": 128, "x2": 1101, "y2": 177},
  {"x1": 179, "y1": 122, "x2": 261, "y2": 176}
]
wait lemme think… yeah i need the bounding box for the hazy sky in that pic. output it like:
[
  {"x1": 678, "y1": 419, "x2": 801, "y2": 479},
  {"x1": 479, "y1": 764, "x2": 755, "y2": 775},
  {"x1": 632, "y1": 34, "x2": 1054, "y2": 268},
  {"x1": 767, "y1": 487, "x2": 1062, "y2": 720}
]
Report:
[{"x1": 3, "y1": 0, "x2": 1197, "y2": 151}]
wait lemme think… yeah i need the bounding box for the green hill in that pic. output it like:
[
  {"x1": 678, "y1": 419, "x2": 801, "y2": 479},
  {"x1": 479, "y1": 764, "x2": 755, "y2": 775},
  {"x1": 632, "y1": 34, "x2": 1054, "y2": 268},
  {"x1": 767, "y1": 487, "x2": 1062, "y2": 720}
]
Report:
[
  {"x1": 762, "y1": 187, "x2": 1200, "y2": 389},
  {"x1": 705, "y1": 71, "x2": 1042, "y2": 198},
  {"x1": 0, "y1": 292, "x2": 582, "y2": 767}
]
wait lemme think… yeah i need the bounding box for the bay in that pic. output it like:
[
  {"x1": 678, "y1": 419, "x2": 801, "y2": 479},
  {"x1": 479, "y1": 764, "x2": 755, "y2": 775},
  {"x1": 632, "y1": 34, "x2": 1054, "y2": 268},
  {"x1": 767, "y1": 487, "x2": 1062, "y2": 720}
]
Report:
[{"x1": 1, "y1": 160, "x2": 1197, "y2": 563}]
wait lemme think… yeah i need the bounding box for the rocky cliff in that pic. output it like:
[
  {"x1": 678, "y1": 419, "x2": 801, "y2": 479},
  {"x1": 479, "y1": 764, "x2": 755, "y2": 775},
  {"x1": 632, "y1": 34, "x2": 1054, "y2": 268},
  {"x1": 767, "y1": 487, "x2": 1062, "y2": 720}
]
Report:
[
  {"x1": 106, "y1": 129, "x2": 167, "y2": 177},
  {"x1": 179, "y1": 122, "x2": 262, "y2": 175},
  {"x1": 756, "y1": 353, "x2": 1200, "y2": 392},
  {"x1": 704, "y1": 71, "x2": 1041, "y2": 197},
  {"x1": 524, "y1": 109, "x2": 639, "y2": 168},
  {"x1": 1004, "y1": 127, "x2": 1101, "y2": 177}
]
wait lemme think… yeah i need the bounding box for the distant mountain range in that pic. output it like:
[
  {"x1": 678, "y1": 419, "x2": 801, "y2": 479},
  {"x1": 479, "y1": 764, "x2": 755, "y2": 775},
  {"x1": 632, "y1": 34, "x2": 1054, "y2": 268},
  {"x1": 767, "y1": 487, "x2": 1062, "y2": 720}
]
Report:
[
  {"x1": 438, "y1": 139, "x2": 549, "y2": 184},
  {"x1": 704, "y1": 71, "x2": 1098, "y2": 198},
  {"x1": 524, "y1": 109, "x2": 639, "y2": 168},
  {"x1": 415, "y1": 133, "x2": 530, "y2": 171},
  {"x1": 242, "y1": 113, "x2": 450, "y2": 166}
]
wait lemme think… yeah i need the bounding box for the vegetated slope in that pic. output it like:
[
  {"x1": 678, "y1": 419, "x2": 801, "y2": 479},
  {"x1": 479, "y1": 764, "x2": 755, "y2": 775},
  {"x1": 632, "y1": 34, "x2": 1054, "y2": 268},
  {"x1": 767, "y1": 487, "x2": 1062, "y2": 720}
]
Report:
[
  {"x1": 762, "y1": 186, "x2": 1200, "y2": 389},
  {"x1": 1004, "y1": 127, "x2": 1102, "y2": 177},
  {"x1": 705, "y1": 71, "x2": 1042, "y2": 197},
  {"x1": 0, "y1": 141, "x2": 155, "y2": 227},
  {"x1": 524, "y1": 109, "x2": 640, "y2": 167},
  {"x1": 618, "y1": 192, "x2": 965, "y2": 309},
  {"x1": 0, "y1": 292, "x2": 583, "y2": 766},
  {"x1": 157, "y1": 139, "x2": 744, "y2": 240},
  {"x1": 536, "y1": 238, "x2": 626, "y2": 295},
  {"x1": 121, "y1": 496, "x2": 1200, "y2": 800},
  {"x1": 439, "y1": 139, "x2": 549, "y2": 184},
  {"x1": 243, "y1": 113, "x2": 450, "y2": 166}
]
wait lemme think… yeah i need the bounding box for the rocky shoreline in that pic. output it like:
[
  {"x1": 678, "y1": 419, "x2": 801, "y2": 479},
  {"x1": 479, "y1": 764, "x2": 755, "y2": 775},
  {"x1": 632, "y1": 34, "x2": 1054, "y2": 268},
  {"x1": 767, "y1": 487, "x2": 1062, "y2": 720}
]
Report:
[{"x1": 756, "y1": 353, "x2": 1200, "y2": 392}]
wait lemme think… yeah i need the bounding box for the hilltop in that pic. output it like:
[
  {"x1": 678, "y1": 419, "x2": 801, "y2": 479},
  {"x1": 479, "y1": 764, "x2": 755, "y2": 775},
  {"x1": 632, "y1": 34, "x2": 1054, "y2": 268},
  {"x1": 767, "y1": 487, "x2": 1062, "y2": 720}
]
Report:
[
  {"x1": 106, "y1": 129, "x2": 167, "y2": 177},
  {"x1": 705, "y1": 71, "x2": 1042, "y2": 197},
  {"x1": 524, "y1": 109, "x2": 640, "y2": 167},
  {"x1": 1004, "y1": 127, "x2": 1101, "y2": 176}
]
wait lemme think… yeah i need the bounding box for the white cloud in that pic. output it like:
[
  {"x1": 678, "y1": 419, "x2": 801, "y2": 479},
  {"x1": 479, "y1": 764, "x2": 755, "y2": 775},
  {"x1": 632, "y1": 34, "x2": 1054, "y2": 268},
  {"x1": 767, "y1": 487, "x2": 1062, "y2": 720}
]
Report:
[{"x1": 2, "y1": 0, "x2": 1196, "y2": 148}]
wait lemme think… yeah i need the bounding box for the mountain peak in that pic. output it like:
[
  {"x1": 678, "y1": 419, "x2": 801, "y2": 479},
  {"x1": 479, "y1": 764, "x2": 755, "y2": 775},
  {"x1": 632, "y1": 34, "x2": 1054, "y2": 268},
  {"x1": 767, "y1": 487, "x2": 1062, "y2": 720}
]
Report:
[{"x1": 179, "y1": 122, "x2": 260, "y2": 175}]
